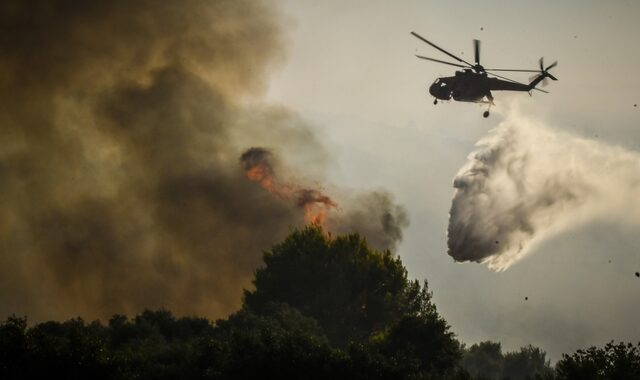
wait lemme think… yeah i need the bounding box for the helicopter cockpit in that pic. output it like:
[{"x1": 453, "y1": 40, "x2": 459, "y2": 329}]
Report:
[{"x1": 429, "y1": 78, "x2": 452, "y2": 100}]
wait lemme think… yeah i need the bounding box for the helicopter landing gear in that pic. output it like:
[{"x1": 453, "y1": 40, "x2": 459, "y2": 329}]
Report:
[
  {"x1": 433, "y1": 99, "x2": 438, "y2": 105},
  {"x1": 483, "y1": 100, "x2": 493, "y2": 118}
]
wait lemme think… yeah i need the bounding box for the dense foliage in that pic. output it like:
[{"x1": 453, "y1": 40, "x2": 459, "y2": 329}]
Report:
[
  {"x1": 555, "y1": 341, "x2": 640, "y2": 380},
  {"x1": 245, "y1": 228, "x2": 442, "y2": 345},
  {"x1": 462, "y1": 341, "x2": 554, "y2": 380},
  {"x1": 0, "y1": 227, "x2": 636, "y2": 379}
]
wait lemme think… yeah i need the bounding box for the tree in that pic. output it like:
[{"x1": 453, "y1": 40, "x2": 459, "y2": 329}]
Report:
[
  {"x1": 555, "y1": 341, "x2": 640, "y2": 380},
  {"x1": 0, "y1": 316, "x2": 28, "y2": 379},
  {"x1": 25, "y1": 318, "x2": 112, "y2": 380},
  {"x1": 461, "y1": 341, "x2": 554, "y2": 380},
  {"x1": 462, "y1": 341, "x2": 503, "y2": 380},
  {"x1": 105, "y1": 310, "x2": 215, "y2": 380},
  {"x1": 242, "y1": 226, "x2": 465, "y2": 378},
  {"x1": 4, "y1": 227, "x2": 583, "y2": 379},
  {"x1": 502, "y1": 345, "x2": 554, "y2": 380},
  {"x1": 373, "y1": 314, "x2": 467, "y2": 379},
  {"x1": 244, "y1": 226, "x2": 425, "y2": 346},
  {"x1": 206, "y1": 302, "x2": 350, "y2": 379}
]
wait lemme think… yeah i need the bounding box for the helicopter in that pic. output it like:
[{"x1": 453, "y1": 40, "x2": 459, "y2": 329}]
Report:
[{"x1": 411, "y1": 31, "x2": 557, "y2": 117}]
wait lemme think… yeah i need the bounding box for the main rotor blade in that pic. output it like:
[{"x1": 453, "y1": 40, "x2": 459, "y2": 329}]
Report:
[
  {"x1": 474, "y1": 39, "x2": 480, "y2": 65},
  {"x1": 410, "y1": 32, "x2": 473, "y2": 67},
  {"x1": 485, "y1": 68, "x2": 540, "y2": 73},
  {"x1": 489, "y1": 72, "x2": 527, "y2": 85},
  {"x1": 415, "y1": 55, "x2": 467, "y2": 68}
]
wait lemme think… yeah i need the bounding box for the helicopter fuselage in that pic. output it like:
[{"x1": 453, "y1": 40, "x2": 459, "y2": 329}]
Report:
[{"x1": 429, "y1": 69, "x2": 532, "y2": 103}]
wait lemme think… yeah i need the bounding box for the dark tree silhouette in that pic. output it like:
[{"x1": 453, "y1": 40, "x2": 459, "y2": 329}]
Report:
[
  {"x1": 502, "y1": 345, "x2": 554, "y2": 380},
  {"x1": 5, "y1": 227, "x2": 638, "y2": 379},
  {"x1": 555, "y1": 341, "x2": 640, "y2": 380},
  {"x1": 462, "y1": 341, "x2": 503, "y2": 379},
  {"x1": 205, "y1": 302, "x2": 349, "y2": 379},
  {"x1": 0, "y1": 227, "x2": 467, "y2": 379},
  {"x1": 243, "y1": 226, "x2": 465, "y2": 378},
  {"x1": 461, "y1": 341, "x2": 554, "y2": 380},
  {"x1": 0, "y1": 316, "x2": 28, "y2": 379},
  {"x1": 245, "y1": 226, "x2": 432, "y2": 344}
]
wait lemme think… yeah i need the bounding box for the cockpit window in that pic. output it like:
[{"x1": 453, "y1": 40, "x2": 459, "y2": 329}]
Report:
[{"x1": 434, "y1": 78, "x2": 440, "y2": 84}]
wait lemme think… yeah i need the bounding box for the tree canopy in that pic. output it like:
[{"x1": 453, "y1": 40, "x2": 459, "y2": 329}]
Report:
[
  {"x1": 244, "y1": 227, "x2": 441, "y2": 345},
  {"x1": 555, "y1": 341, "x2": 640, "y2": 380},
  {"x1": 462, "y1": 341, "x2": 554, "y2": 380},
  {"x1": 242, "y1": 226, "x2": 465, "y2": 378},
  {"x1": 0, "y1": 226, "x2": 637, "y2": 379}
]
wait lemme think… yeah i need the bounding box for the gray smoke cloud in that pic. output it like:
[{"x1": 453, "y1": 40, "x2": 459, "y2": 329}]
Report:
[
  {"x1": 328, "y1": 191, "x2": 409, "y2": 253},
  {"x1": 448, "y1": 108, "x2": 640, "y2": 270},
  {"x1": 0, "y1": 0, "x2": 408, "y2": 322},
  {"x1": 239, "y1": 146, "x2": 408, "y2": 252}
]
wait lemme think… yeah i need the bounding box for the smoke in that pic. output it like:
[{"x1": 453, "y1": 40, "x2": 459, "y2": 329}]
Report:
[
  {"x1": 448, "y1": 108, "x2": 640, "y2": 270},
  {"x1": 0, "y1": 0, "x2": 408, "y2": 321},
  {"x1": 239, "y1": 147, "x2": 408, "y2": 249},
  {"x1": 327, "y1": 191, "x2": 409, "y2": 253}
]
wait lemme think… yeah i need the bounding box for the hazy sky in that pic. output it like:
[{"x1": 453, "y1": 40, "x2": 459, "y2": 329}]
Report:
[
  {"x1": 267, "y1": 0, "x2": 640, "y2": 360},
  {"x1": 2, "y1": 0, "x2": 639, "y2": 363}
]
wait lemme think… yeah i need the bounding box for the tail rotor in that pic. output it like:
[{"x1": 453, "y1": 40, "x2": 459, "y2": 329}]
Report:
[{"x1": 529, "y1": 57, "x2": 558, "y2": 87}]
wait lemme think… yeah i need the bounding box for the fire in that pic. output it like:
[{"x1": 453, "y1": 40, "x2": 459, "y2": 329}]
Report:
[
  {"x1": 246, "y1": 165, "x2": 277, "y2": 194},
  {"x1": 240, "y1": 147, "x2": 337, "y2": 229},
  {"x1": 296, "y1": 189, "x2": 337, "y2": 226}
]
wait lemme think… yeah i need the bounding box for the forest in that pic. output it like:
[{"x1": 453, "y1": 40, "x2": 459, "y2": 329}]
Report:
[{"x1": 1, "y1": 227, "x2": 638, "y2": 379}]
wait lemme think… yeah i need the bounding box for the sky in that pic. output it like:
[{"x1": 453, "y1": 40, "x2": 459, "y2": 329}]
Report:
[
  {"x1": 267, "y1": 0, "x2": 640, "y2": 360},
  {"x1": 1, "y1": 0, "x2": 639, "y2": 363}
]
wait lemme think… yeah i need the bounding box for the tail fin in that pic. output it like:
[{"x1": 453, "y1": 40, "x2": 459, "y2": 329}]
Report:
[{"x1": 528, "y1": 58, "x2": 558, "y2": 91}]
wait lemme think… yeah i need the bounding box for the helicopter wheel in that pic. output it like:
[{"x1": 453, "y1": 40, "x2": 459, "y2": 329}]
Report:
[
  {"x1": 433, "y1": 99, "x2": 438, "y2": 105},
  {"x1": 483, "y1": 110, "x2": 490, "y2": 118}
]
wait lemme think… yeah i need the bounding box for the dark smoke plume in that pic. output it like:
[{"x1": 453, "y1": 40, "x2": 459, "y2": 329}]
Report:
[
  {"x1": 328, "y1": 191, "x2": 409, "y2": 253},
  {"x1": 240, "y1": 148, "x2": 276, "y2": 178},
  {"x1": 0, "y1": 0, "x2": 408, "y2": 321}
]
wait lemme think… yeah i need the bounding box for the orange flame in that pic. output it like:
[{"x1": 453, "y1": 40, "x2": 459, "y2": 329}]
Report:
[
  {"x1": 296, "y1": 189, "x2": 337, "y2": 227},
  {"x1": 241, "y1": 148, "x2": 337, "y2": 230},
  {"x1": 246, "y1": 165, "x2": 277, "y2": 194}
]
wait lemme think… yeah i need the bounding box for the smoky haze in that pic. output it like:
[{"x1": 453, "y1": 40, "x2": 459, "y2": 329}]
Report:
[
  {"x1": 0, "y1": 0, "x2": 408, "y2": 321},
  {"x1": 448, "y1": 107, "x2": 640, "y2": 270}
]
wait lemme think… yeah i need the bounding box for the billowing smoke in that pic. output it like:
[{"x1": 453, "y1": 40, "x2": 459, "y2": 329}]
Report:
[
  {"x1": 448, "y1": 109, "x2": 640, "y2": 270},
  {"x1": 327, "y1": 191, "x2": 409, "y2": 253},
  {"x1": 239, "y1": 147, "x2": 408, "y2": 249},
  {"x1": 0, "y1": 0, "x2": 407, "y2": 322}
]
